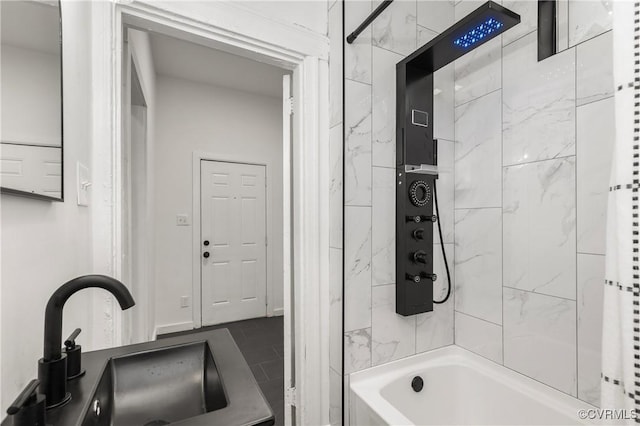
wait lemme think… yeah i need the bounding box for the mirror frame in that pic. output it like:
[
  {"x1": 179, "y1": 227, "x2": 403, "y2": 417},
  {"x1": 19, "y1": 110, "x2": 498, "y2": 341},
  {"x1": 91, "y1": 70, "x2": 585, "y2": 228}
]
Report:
[{"x1": 0, "y1": 0, "x2": 64, "y2": 202}]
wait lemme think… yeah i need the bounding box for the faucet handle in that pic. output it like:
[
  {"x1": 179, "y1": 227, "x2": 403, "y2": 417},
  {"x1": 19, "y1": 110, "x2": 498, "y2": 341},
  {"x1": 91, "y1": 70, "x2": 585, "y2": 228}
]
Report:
[
  {"x1": 7, "y1": 379, "x2": 40, "y2": 415},
  {"x1": 7, "y1": 379, "x2": 46, "y2": 426},
  {"x1": 64, "y1": 328, "x2": 85, "y2": 380},
  {"x1": 64, "y1": 328, "x2": 81, "y2": 350}
]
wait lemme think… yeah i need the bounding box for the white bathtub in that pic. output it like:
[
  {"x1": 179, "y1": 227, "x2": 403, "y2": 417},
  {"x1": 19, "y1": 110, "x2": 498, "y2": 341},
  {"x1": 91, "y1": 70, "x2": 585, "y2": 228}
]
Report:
[{"x1": 350, "y1": 345, "x2": 598, "y2": 425}]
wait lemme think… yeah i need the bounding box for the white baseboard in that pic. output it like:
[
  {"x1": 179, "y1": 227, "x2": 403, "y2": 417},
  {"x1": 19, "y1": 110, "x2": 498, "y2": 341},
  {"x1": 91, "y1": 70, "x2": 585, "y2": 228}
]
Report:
[
  {"x1": 272, "y1": 308, "x2": 284, "y2": 317},
  {"x1": 154, "y1": 321, "x2": 194, "y2": 337}
]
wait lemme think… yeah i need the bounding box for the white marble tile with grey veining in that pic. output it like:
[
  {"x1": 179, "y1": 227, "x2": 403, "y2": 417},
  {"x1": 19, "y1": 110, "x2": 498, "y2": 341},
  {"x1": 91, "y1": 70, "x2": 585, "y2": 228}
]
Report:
[
  {"x1": 372, "y1": 284, "x2": 416, "y2": 365},
  {"x1": 434, "y1": 63, "x2": 455, "y2": 142},
  {"x1": 435, "y1": 139, "x2": 454, "y2": 244},
  {"x1": 577, "y1": 31, "x2": 613, "y2": 106},
  {"x1": 454, "y1": 0, "x2": 502, "y2": 105},
  {"x1": 503, "y1": 32, "x2": 576, "y2": 165},
  {"x1": 372, "y1": 0, "x2": 417, "y2": 56},
  {"x1": 577, "y1": 254, "x2": 604, "y2": 406},
  {"x1": 345, "y1": 79, "x2": 372, "y2": 206},
  {"x1": 416, "y1": 243, "x2": 455, "y2": 352},
  {"x1": 455, "y1": 90, "x2": 502, "y2": 209},
  {"x1": 344, "y1": 206, "x2": 372, "y2": 331},
  {"x1": 372, "y1": 47, "x2": 402, "y2": 168},
  {"x1": 454, "y1": 208, "x2": 502, "y2": 324},
  {"x1": 416, "y1": 303, "x2": 454, "y2": 353},
  {"x1": 344, "y1": 328, "x2": 372, "y2": 374},
  {"x1": 330, "y1": 247, "x2": 343, "y2": 372},
  {"x1": 372, "y1": 167, "x2": 395, "y2": 286},
  {"x1": 568, "y1": 0, "x2": 613, "y2": 47},
  {"x1": 577, "y1": 97, "x2": 614, "y2": 255},
  {"x1": 503, "y1": 287, "x2": 577, "y2": 396},
  {"x1": 329, "y1": 367, "x2": 342, "y2": 426},
  {"x1": 417, "y1": 0, "x2": 454, "y2": 33},
  {"x1": 433, "y1": 243, "x2": 454, "y2": 302},
  {"x1": 453, "y1": 36, "x2": 502, "y2": 106},
  {"x1": 329, "y1": 2, "x2": 343, "y2": 127},
  {"x1": 501, "y1": 0, "x2": 537, "y2": 46},
  {"x1": 455, "y1": 311, "x2": 503, "y2": 363},
  {"x1": 503, "y1": 157, "x2": 576, "y2": 300},
  {"x1": 330, "y1": 124, "x2": 344, "y2": 249},
  {"x1": 417, "y1": 24, "x2": 437, "y2": 46},
  {"x1": 346, "y1": 0, "x2": 373, "y2": 84}
]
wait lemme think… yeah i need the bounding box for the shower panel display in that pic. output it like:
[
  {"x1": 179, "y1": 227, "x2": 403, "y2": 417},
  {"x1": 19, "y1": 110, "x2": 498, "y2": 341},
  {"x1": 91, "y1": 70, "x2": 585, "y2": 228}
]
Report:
[{"x1": 395, "y1": 1, "x2": 520, "y2": 316}]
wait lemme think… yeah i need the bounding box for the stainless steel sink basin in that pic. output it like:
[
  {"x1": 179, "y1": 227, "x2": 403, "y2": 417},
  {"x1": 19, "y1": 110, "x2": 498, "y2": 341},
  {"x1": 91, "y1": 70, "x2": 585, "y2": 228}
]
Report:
[{"x1": 80, "y1": 341, "x2": 227, "y2": 426}]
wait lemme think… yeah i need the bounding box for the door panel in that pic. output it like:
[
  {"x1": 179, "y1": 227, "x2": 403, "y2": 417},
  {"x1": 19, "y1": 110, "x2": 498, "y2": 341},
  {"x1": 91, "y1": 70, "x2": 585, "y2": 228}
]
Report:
[{"x1": 201, "y1": 160, "x2": 267, "y2": 325}]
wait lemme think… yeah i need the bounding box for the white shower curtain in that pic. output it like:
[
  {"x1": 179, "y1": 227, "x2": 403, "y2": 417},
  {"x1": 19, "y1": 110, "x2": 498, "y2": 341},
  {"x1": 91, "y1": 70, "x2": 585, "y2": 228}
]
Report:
[{"x1": 601, "y1": 1, "x2": 640, "y2": 420}]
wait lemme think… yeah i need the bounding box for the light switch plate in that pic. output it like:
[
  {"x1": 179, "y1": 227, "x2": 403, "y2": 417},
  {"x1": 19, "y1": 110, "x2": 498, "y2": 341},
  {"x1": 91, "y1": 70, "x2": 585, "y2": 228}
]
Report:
[
  {"x1": 77, "y1": 162, "x2": 91, "y2": 206},
  {"x1": 176, "y1": 214, "x2": 190, "y2": 226},
  {"x1": 180, "y1": 296, "x2": 190, "y2": 307}
]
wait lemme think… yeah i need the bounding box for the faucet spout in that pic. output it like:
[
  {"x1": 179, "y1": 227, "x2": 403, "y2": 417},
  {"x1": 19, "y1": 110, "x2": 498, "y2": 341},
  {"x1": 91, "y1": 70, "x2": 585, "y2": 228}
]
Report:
[
  {"x1": 43, "y1": 274, "x2": 135, "y2": 361},
  {"x1": 39, "y1": 274, "x2": 135, "y2": 408}
]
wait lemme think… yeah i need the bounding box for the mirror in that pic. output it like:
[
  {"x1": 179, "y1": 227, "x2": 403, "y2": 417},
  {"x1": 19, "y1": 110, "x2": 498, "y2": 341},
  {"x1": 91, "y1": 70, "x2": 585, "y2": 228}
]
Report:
[
  {"x1": 538, "y1": 0, "x2": 612, "y2": 61},
  {"x1": 0, "y1": 0, "x2": 63, "y2": 200}
]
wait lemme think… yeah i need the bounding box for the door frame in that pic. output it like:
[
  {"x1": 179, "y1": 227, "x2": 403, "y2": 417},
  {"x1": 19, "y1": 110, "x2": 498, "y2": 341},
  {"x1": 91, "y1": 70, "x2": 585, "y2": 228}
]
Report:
[
  {"x1": 90, "y1": 1, "x2": 330, "y2": 424},
  {"x1": 193, "y1": 155, "x2": 274, "y2": 326}
]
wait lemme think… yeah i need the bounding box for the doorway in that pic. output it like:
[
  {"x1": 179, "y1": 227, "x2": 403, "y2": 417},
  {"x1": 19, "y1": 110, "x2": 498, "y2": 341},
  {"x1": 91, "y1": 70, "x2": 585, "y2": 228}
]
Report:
[
  {"x1": 95, "y1": 3, "x2": 331, "y2": 423},
  {"x1": 200, "y1": 160, "x2": 268, "y2": 325}
]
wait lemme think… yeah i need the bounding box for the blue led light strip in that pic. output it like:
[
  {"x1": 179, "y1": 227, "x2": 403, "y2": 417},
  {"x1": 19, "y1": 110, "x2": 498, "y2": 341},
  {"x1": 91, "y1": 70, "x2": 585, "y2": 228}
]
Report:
[{"x1": 453, "y1": 18, "x2": 504, "y2": 48}]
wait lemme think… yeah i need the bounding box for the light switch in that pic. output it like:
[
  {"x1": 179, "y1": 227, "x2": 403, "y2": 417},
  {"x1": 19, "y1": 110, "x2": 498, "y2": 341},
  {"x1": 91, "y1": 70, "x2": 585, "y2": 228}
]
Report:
[{"x1": 77, "y1": 162, "x2": 91, "y2": 206}]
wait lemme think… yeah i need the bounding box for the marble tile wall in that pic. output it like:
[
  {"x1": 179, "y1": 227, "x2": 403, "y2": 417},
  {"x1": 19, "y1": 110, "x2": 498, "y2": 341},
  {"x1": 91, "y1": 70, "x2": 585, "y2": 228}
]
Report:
[
  {"x1": 342, "y1": 0, "x2": 457, "y2": 424},
  {"x1": 453, "y1": 0, "x2": 614, "y2": 407}
]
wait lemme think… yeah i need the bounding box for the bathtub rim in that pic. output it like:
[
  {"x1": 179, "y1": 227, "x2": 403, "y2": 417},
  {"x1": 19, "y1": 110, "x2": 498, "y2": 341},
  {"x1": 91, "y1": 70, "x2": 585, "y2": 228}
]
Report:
[{"x1": 349, "y1": 344, "x2": 597, "y2": 426}]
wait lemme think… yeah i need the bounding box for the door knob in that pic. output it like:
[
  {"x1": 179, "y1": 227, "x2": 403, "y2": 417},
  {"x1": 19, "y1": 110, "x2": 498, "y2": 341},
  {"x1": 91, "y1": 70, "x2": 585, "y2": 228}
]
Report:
[
  {"x1": 203, "y1": 252, "x2": 210, "y2": 258},
  {"x1": 203, "y1": 240, "x2": 210, "y2": 246}
]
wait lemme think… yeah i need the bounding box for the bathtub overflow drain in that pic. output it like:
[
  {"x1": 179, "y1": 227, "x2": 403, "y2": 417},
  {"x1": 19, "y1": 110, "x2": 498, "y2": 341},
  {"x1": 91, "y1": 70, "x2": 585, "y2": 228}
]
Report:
[{"x1": 411, "y1": 376, "x2": 424, "y2": 392}]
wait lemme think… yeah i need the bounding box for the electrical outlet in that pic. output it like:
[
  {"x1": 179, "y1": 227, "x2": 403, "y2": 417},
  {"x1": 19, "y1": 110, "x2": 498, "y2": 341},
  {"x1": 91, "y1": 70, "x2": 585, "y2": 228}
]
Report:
[
  {"x1": 176, "y1": 214, "x2": 190, "y2": 226},
  {"x1": 180, "y1": 296, "x2": 190, "y2": 308}
]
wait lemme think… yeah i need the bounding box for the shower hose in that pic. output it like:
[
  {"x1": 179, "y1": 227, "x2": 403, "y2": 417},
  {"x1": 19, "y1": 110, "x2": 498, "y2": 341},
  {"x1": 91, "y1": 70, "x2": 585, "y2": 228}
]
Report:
[{"x1": 433, "y1": 182, "x2": 451, "y2": 304}]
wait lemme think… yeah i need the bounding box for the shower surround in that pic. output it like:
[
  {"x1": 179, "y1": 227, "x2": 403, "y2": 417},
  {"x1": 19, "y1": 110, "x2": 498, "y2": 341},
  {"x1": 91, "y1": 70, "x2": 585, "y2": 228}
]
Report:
[{"x1": 337, "y1": 0, "x2": 613, "y2": 425}]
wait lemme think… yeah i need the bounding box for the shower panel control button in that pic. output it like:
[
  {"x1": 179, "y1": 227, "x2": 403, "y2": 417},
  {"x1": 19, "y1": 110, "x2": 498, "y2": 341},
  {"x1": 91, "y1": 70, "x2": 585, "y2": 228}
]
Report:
[
  {"x1": 406, "y1": 273, "x2": 423, "y2": 283},
  {"x1": 203, "y1": 252, "x2": 210, "y2": 259},
  {"x1": 203, "y1": 240, "x2": 210, "y2": 246},
  {"x1": 406, "y1": 215, "x2": 428, "y2": 223},
  {"x1": 412, "y1": 228, "x2": 425, "y2": 240},
  {"x1": 412, "y1": 250, "x2": 428, "y2": 264}
]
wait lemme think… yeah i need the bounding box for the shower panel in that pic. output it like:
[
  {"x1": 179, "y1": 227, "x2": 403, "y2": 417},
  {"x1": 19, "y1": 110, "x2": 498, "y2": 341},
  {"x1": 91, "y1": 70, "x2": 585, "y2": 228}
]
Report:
[{"x1": 396, "y1": 1, "x2": 520, "y2": 315}]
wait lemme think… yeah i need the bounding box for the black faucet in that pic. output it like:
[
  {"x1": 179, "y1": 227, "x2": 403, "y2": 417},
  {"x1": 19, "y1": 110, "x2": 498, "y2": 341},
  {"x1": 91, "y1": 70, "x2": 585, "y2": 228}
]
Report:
[{"x1": 38, "y1": 275, "x2": 135, "y2": 409}]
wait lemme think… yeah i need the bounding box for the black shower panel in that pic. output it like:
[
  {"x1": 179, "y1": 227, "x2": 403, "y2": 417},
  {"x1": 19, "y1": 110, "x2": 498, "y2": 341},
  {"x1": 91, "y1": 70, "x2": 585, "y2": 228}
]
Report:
[
  {"x1": 395, "y1": 1, "x2": 520, "y2": 316},
  {"x1": 396, "y1": 64, "x2": 434, "y2": 167},
  {"x1": 396, "y1": 171, "x2": 436, "y2": 316}
]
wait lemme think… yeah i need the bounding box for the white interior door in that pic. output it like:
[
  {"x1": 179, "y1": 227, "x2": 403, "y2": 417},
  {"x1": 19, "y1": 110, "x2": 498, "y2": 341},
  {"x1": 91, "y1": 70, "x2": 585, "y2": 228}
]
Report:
[{"x1": 201, "y1": 160, "x2": 267, "y2": 325}]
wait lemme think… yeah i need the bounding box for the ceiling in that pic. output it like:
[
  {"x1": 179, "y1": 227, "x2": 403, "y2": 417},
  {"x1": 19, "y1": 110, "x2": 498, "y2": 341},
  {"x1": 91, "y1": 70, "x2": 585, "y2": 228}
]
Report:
[
  {"x1": 148, "y1": 32, "x2": 286, "y2": 99},
  {"x1": 1, "y1": 1, "x2": 60, "y2": 54}
]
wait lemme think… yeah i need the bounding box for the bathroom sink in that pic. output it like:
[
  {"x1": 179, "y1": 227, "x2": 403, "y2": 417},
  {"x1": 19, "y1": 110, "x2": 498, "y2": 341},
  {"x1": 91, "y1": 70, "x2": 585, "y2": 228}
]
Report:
[
  {"x1": 80, "y1": 341, "x2": 227, "y2": 426},
  {"x1": 0, "y1": 329, "x2": 274, "y2": 426}
]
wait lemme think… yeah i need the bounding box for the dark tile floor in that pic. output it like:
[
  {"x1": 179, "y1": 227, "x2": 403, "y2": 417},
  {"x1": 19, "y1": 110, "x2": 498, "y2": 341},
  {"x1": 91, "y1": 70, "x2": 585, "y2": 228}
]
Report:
[{"x1": 159, "y1": 317, "x2": 284, "y2": 425}]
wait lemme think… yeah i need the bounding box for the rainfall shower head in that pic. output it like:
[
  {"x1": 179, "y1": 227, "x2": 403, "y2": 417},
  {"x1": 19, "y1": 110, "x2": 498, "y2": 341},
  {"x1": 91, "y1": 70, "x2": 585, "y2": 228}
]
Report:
[{"x1": 401, "y1": 1, "x2": 520, "y2": 73}]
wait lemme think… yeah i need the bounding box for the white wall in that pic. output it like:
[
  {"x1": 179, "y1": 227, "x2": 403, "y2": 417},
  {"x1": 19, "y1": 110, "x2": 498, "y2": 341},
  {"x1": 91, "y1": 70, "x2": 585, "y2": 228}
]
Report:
[
  {"x1": 153, "y1": 75, "x2": 283, "y2": 331},
  {"x1": 0, "y1": 1, "x2": 96, "y2": 413}
]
